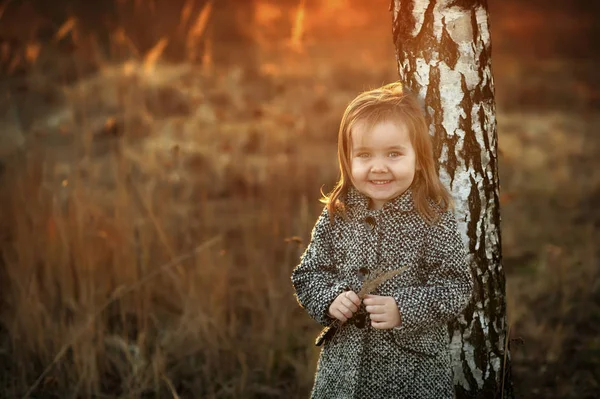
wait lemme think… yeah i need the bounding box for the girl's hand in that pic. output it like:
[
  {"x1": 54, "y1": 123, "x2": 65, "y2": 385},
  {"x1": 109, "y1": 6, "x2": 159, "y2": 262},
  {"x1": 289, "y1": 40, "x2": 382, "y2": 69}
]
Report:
[
  {"x1": 328, "y1": 291, "x2": 361, "y2": 323},
  {"x1": 363, "y1": 294, "x2": 402, "y2": 329}
]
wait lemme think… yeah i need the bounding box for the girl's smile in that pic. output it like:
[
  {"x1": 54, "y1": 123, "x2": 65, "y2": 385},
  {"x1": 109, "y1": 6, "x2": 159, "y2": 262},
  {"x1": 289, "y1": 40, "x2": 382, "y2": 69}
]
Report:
[
  {"x1": 370, "y1": 180, "x2": 391, "y2": 185},
  {"x1": 350, "y1": 120, "x2": 417, "y2": 210}
]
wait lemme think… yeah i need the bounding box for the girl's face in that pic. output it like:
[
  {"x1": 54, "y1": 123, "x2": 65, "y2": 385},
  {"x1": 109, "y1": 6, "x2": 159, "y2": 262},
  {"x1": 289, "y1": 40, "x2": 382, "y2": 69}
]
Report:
[{"x1": 350, "y1": 119, "x2": 417, "y2": 210}]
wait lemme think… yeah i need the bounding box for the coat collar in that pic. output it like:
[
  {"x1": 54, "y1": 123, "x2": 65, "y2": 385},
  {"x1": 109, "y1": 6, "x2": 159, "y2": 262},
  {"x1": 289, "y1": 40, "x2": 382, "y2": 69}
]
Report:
[{"x1": 345, "y1": 186, "x2": 414, "y2": 213}]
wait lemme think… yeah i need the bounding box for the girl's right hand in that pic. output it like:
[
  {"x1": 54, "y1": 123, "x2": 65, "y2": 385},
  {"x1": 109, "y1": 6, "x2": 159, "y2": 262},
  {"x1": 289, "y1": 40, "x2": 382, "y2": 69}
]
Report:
[{"x1": 328, "y1": 291, "x2": 361, "y2": 322}]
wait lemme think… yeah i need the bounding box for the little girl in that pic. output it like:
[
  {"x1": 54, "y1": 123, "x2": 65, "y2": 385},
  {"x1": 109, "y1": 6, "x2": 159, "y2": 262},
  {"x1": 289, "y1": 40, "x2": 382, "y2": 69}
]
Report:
[{"x1": 291, "y1": 82, "x2": 473, "y2": 398}]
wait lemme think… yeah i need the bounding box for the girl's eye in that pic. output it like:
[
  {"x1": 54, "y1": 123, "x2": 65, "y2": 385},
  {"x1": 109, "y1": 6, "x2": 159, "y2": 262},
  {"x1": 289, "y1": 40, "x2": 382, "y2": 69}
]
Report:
[
  {"x1": 357, "y1": 153, "x2": 370, "y2": 158},
  {"x1": 389, "y1": 152, "x2": 402, "y2": 158}
]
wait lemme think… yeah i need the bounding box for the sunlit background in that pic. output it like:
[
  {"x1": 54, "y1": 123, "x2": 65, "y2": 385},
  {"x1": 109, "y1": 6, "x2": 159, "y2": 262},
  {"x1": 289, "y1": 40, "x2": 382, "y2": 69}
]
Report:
[{"x1": 0, "y1": 0, "x2": 598, "y2": 398}]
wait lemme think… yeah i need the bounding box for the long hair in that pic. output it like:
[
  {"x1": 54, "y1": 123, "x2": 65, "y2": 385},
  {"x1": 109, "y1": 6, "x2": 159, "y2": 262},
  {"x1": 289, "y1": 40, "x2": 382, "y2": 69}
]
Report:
[{"x1": 322, "y1": 81, "x2": 453, "y2": 223}]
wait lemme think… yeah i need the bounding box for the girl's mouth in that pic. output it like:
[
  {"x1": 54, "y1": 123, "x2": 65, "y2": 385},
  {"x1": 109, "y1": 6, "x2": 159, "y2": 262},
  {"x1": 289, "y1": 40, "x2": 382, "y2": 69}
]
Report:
[{"x1": 370, "y1": 180, "x2": 391, "y2": 185}]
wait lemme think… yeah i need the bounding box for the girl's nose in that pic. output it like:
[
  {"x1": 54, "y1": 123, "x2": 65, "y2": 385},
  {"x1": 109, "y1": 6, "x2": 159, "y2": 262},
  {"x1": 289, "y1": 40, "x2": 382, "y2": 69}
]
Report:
[{"x1": 370, "y1": 161, "x2": 388, "y2": 173}]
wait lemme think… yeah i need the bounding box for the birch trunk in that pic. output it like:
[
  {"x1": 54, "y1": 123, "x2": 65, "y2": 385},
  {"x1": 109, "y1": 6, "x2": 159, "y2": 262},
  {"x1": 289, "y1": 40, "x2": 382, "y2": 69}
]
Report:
[{"x1": 390, "y1": 1, "x2": 513, "y2": 397}]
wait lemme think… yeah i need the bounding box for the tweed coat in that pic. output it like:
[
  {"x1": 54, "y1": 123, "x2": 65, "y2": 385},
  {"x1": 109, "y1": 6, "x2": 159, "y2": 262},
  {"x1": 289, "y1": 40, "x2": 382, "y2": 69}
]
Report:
[{"x1": 291, "y1": 187, "x2": 473, "y2": 399}]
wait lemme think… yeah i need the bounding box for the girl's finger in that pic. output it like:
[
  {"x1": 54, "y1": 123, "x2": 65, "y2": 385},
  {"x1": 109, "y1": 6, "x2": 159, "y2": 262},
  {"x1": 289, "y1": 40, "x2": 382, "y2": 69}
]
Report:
[
  {"x1": 334, "y1": 310, "x2": 347, "y2": 323},
  {"x1": 339, "y1": 305, "x2": 353, "y2": 319},
  {"x1": 371, "y1": 320, "x2": 389, "y2": 330},
  {"x1": 365, "y1": 304, "x2": 385, "y2": 314},
  {"x1": 342, "y1": 298, "x2": 358, "y2": 313},
  {"x1": 346, "y1": 291, "x2": 361, "y2": 306},
  {"x1": 369, "y1": 313, "x2": 387, "y2": 322},
  {"x1": 363, "y1": 296, "x2": 383, "y2": 306}
]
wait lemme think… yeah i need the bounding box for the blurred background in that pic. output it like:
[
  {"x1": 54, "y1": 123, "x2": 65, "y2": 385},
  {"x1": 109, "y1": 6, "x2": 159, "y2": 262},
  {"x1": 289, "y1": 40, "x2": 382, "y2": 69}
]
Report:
[{"x1": 0, "y1": 0, "x2": 598, "y2": 397}]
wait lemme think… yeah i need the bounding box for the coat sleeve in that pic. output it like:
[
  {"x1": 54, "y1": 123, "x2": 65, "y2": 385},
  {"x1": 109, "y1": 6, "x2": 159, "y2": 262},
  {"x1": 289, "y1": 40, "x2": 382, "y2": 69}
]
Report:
[
  {"x1": 291, "y1": 207, "x2": 349, "y2": 326},
  {"x1": 393, "y1": 210, "x2": 474, "y2": 335}
]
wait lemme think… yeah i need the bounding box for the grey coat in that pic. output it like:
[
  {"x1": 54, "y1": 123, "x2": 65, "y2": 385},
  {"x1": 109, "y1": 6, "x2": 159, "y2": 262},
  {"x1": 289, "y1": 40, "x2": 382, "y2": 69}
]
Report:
[{"x1": 291, "y1": 188, "x2": 473, "y2": 399}]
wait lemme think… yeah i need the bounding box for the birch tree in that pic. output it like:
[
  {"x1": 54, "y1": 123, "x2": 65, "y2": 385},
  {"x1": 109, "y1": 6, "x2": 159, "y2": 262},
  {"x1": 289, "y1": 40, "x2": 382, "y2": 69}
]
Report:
[{"x1": 390, "y1": 1, "x2": 513, "y2": 397}]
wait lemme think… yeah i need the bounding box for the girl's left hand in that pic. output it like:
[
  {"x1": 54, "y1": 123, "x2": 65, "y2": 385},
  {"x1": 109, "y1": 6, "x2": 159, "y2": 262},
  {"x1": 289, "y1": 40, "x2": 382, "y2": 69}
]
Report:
[{"x1": 363, "y1": 294, "x2": 402, "y2": 330}]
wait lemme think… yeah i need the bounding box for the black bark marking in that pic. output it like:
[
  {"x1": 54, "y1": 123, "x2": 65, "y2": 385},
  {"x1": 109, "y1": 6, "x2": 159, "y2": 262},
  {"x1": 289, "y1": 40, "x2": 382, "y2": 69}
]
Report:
[
  {"x1": 425, "y1": 64, "x2": 458, "y2": 186},
  {"x1": 395, "y1": 0, "x2": 438, "y2": 67},
  {"x1": 440, "y1": 21, "x2": 460, "y2": 69},
  {"x1": 448, "y1": 0, "x2": 487, "y2": 10},
  {"x1": 460, "y1": 348, "x2": 478, "y2": 396},
  {"x1": 408, "y1": 57, "x2": 420, "y2": 94},
  {"x1": 455, "y1": 384, "x2": 469, "y2": 399},
  {"x1": 486, "y1": 266, "x2": 501, "y2": 358},
  {"x1": 424, "y1": 64, "x2": 460, "y2": 186},
  {"x1": 477, "y1": 106, "x2": 490, "y2": 157},
  {"x1": 463, "y1": 296, "x2": 476, "y2": 324},
  {"x1": 445, "y1": 133, "x2": 459, "y2": 187},
  {"x1": 458, "y1": 76, "x2": 485, "y2": 207},
  {"x1": 466, "y1": 175, "x2": 480, "y2": 254},
  {"x1": 415, "y1": 0, "x2": 437, "y2": 65},
  {"x1": 482, "y1": 372, "x2": 499, "y2": 399},
  {"x1": 393, "y1": 0, "x2": 423, "y2": 92},
  {"x1": 480, "y1": 71, "x2": 494, "y2": 102},
  {"x1": 424, "y1": 66, "x2": 441, "y2": 132},
  {"x1": 454, "y1": 386, "x2": 476, "y2": 398},
  {"x1": 471, "y1": 316, "x2": 487, "y2": 377},
  {"x1": 473, "y1": 66, "x2": 487, "y2": 104},
  {"x1": 393, "y1": 0, "x2": 417, "y2": 52},
  {"x1": 470, "y1": 8, "x2": 479, "y2": 44}
]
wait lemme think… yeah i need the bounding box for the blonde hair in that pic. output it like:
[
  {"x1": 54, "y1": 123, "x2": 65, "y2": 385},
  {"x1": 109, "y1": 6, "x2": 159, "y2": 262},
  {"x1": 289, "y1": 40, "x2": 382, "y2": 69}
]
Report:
[{"x1": 322, "y1": 81, "x2": 453, "y2": 223}]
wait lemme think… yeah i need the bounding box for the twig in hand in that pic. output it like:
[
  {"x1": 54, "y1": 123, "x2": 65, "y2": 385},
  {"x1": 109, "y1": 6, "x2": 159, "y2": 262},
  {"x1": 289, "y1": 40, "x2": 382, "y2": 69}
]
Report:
[
  {"x1": 357, "y1": 266, "x2": 408, "y2": 299},
  {"x1": 315, "y1": 265, "x2": 409, "y2": 346}
]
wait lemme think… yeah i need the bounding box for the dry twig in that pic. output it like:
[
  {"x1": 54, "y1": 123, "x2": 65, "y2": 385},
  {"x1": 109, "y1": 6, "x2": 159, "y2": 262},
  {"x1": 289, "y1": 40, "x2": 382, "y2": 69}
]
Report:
[{"x1": 315, "y1": 265, "x2": 409, "y2": 346}]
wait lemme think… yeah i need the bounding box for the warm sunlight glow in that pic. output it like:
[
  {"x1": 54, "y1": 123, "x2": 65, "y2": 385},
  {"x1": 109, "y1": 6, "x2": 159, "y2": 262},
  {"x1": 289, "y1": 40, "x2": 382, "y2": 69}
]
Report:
[
  {"x1": 202, "y1": 36, "x2": 213, "y2": 74},
  {"x1": 112, "y1": 27, "x2": 139, "y2": 56},
  {"x1": 180, "y1": 0, "x2": 194, "y2": 29},
  {"x1": 122, "y1": 60, "x2": 136, "y2": 75},
  {"x1": 25, "y1": 42, "x2": 40, "y2": 64},
  {"x1": 54, "y1": 17, "x2": 77, "y2": 42},
  {"x1": 187, "y1": 1, "x2": 213, "y2": 61},
  {"x1": 188, "y1": 1, "x2": 212, "y2": 41},
  {"x1": 289, "y1": 0, "x2": 306, "y2": 52},
  {"x1": 313, "y1": 0, "x2": 368, "y2": 32},
  {"x1": 144, "y1": 37, "x2": 169, "y2": 72},
  {"x1": 255, "y1": 1, "x2": 282, "y2": 27},
  {"x1": 322, "y1": 0, "x2": 347, "y2": 13}
]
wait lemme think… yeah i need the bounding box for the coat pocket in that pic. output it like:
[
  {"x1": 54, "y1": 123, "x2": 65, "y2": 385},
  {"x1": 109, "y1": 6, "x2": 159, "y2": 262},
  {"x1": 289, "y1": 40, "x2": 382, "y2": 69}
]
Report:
[{"x1": 390, "y1": 324, "x2": 447, "y2": 358}]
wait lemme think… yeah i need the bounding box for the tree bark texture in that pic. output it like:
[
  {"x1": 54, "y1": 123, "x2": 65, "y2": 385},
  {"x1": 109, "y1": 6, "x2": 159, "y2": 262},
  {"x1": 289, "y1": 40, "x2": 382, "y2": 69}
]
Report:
[{"x1": 390, "y1": 1, "x2": 513, "y2": 398}]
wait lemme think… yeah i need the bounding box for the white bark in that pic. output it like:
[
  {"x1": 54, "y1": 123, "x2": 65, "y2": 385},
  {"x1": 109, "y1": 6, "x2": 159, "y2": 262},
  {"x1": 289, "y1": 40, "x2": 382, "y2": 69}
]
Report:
[{"x1": 391, "y1": 0, "x2": 512, "y2": 397}]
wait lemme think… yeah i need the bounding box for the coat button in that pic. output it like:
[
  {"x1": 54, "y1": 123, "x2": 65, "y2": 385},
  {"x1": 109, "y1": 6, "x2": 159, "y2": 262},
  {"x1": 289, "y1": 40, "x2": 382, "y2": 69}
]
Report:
[
  {"x1": 357, "y1": 267, "x2": 370, "y2": 281},
  {"x1": 364, "y1": 216, "x2": 376, "y2": 230}
]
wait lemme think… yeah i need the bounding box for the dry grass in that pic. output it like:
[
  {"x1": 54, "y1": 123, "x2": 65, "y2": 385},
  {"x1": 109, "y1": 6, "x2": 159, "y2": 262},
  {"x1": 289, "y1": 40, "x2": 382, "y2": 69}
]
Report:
[{"x1": 0, "y1": 138, "x2": 323, "y2": 398}]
